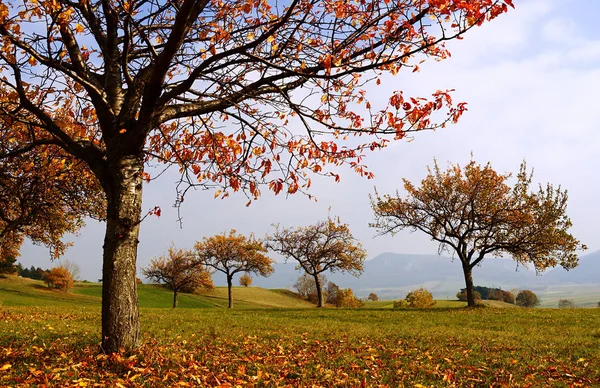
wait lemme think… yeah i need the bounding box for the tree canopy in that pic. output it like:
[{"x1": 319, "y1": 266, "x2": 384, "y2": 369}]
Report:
[
  {"x1": 371, "y1": 159, "x2": 586, "y2": 307},
  {"x1": 143, "y1": 244, "x2": 214, "y2": 308},
  {"x1": 268, "y1": 216, "x2": 366, "y2": 307},
  {"x1": 194, "y1": 230, "x2": 273, "y2": 308},
  {"x1": 0, "y1": 0, "x2": 513, "y2": 351}
]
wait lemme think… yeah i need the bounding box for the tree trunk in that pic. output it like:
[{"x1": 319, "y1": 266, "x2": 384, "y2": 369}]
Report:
[
  {"x1": 227, "y1": 276, "x2": 233, "y2": 308},
  {"x1": 314, "y1": 274, "x2": 323, "y2": 308},
  {"x1": 101, "y1": 156, "x2": 143, "y2": 353},
  {"x1": 173, "y1": 289, "x2": 178, "y2": 309},
  {"x1": 462, "y1": 263, "x2": 476, "y2": 308}
]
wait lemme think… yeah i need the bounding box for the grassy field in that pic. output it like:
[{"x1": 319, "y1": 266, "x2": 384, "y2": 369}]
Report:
[{"x1": 1, "y1": 276, "x2": 599, "y2": 387}]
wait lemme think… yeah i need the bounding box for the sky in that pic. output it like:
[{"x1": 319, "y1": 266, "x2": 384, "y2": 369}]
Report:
[{"x1": 19, "y1": 0, "x2": 600, "y2": 281}]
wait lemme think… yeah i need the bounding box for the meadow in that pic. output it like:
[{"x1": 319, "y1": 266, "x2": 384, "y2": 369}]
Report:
[{"x1": 1, "y1": 276, "x2": 599, "y2": 387}]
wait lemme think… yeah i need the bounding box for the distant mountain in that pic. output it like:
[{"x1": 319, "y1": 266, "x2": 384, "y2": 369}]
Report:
[{"x1": 213, "y1": 250, "x2": 598, "y2": 300}]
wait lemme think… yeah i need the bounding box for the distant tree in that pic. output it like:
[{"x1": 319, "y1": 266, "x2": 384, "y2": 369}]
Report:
[
  {"x1": 558, "y1": 299, "x2": 576, "y2": 309},
  {"x1": 58, "y1": 259, "x2": 81, "y2": 281},
  {"x1": 502, "y1": 291, "x2": 516, "y2": 304},
  {"x1": 371, "y1": 159, "x2": 586, "y2": 307},
  {"x1": 44, "y1": 267, "x2": 74, "y2": 291},
  {"x1": 143, "y1": 244, "x2": 214, "y2": 309},
  {"x1": 0, "y1": 256, "x2": 17, "y2": 275},
  {"x1": 195, "y1": 231, "x2": 273, "y2": 308},
  {"x1": 406, "y1": 288, "x2": 436, "y2": 308},
  {"x1": 516, "y1": 290, "x2": 540, "y2": 308},
  {"x1": 15, "y1": 262, "x2": 24, "y2": 276},
  {"x1": 325, "y1": 281, "x2": 339, "y2": 305},
  {"x1": 294, "y1": 273, "x2": 328, "y2": 304},
  {"x1": 239, "y1": 274, "x2": 253, "y2": 288},
  {"x1": 335, "y1": 288, "x2": 363, "y2": 308},
  {"x1": 367, "y1": 293, "x2": 379, "y2": 302},
  {"x1": 597, "y1": 301, "x2": 600, "y2": 308},
  {"x1": 268, "y1": 217, "x2": 367, "y2": 307}
]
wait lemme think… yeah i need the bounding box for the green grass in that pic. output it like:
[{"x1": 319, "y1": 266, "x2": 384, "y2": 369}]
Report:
[{"x1": 1, "y1": 275, "x2": 600, "y2": 386}]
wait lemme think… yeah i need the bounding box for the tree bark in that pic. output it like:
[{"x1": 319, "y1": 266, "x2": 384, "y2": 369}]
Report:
[
  {"x1": 101, "y1": 156, "x2": 143, "y2": 353},
  {"x1": 462, "y1": 262, "x2": 476, "y2": 308},
  {"x1": 173, "y1": 289, "x2": 178, "y2": 309},
  {"x1": 227, "y1": 276, "x2": 233, "y2": 308},
  {"x1": 314, "y1": 274, "x2": 323, "y2": 308}
]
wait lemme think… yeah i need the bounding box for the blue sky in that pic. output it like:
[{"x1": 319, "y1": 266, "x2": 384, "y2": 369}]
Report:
[{"x1": 19, "y1": 0, "x2": 600, "y2": 281}]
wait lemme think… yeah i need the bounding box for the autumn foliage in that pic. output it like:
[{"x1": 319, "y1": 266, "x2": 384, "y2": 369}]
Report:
[
  {"x1": 268, "y1": 217, "x2": 366, "y2": 307},
  {"x1": 371, "y1": 159, "x2": 586, "y2": 307},
  {"x1": 44, "y1": 267, "x2": 74, "y2": 292},
  {"x1": 405, "y1": 288, "x2": 436, "y2": 308},
  {"x1": 239, "y1": 274, "x2": 252, "y2": 288},
  {"x1": 195, "y1": 231, "x2": 273, "y2": 308},
  {"x1": 0, "y1": 0, "x2": 513, "y2": 351},
  {"x1": 142, "y1": 245, "x2": 214, "y2": 308}
]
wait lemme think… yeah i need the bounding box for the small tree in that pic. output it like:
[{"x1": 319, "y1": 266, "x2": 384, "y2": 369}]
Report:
[
  {"x1": 325, "y1": 281, "x2": 339, "y2": 305},
  {"x1": 406, "y1": 288, "x2": 436, "y2": 308},
  {"x1": 516, "y1": 290, "x2": 540, "y2": 308},
  {"x1": 335, "y1": 289, "x2": 363, "y2": 308},
  {"x1": 502, "y1": 291, "x2": 516, "y2": 304},
  {"x1": 58, "y1": 259, "x2": 81, "y2": 281},
  {"x1": 239, "y1": 274, "x2": 253, "y2": 288},
  {"x1": 367, "y1": 293, "x2": 379, "y2": 302},
  {"x1": 268, "y1": 217, "x2": 367, "y2": 307},
  {"x1": 45, "y1": 267, "x2": 74, "y2": 291},
  {"x1": 371, "y1": 159, "x2": 586, "y2": 307},
  {"x1": 195, "y1": 230, "x2": 273, "y2": 308},
  {"x1": 558, "y1": 299, "x2": 576, "y2": 309},
  {"x1": 143, "y1": 244, "x2": 214, "y2": 309}
]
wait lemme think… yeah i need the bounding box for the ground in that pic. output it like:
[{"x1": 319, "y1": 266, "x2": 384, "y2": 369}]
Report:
[{"x1": 1, "y1": 276, "x2": 599, "y2": 387}]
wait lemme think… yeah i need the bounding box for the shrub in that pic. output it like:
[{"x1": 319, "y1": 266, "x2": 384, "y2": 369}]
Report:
[
  {"x1": 516, "y1": 290, "x2": 539, "y2": 308},
  {"x1": 367, "y1": 292, "x2": 379, "y2": 302},
  {"x1": 406, "y1": 287, "x2": 436, "y2": 308},
  {"x1": 44, "y1": 267, "x2": 74, "y2": 291},
  {"x1": 335, "y1": 288, "x2": 363, "y2": 308},
  {"x1": 393, "y1": 299, "x2": 409, "y2": 309},
  {"x1": 239, "y1": 273, "x2": 252, "y2": 287},
  {"x1": 558, "y1": 299, "x2": 576, "y2": 308},
  {"x1": 502, "y1": 290, "x2": 515, "y2": 304}
]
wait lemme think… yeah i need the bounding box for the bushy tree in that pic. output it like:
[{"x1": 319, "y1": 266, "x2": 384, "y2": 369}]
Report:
[
  {"x1": 325, "y1": 281, "x2": 340, "y2": 305},
  {"x1": 502, "y1": 291, "x2": 516, "y2": 304},
  {"x1": 372, "y1": 159, "x2": 586, "y2": 307},
  {"x1": 143, "y1": 244, "x2": 214, "y2": 308},
  {"x1": 516, "y1": 290, "x2": 540, "y2": 308},
  {"x1": 558, "y1": 299, "x2": 576, "y2": 309},
  {"x1": 268, "y1": 217, "x2": 366, "y2": 307},
  {"x1": 0, "y1": 0, "x2": 513, "y2": 351},
  {"x1": 195, "y1": 231, "x2": 273, "y2": 308},
  {"x1": 334, "y1": 288, "x2": 363, "y2": 308},
  {"x1": 406, "y1": 288, "x2": 436, "y2": 308},
  {"x1": 239, "y1": 274, "x2": 252, "y2": 288},
  {"x1": 367, "y1": 293, "x2": 379, "y2": 302},
  {"x1": 44, "y1": 267, "x2": 74, "y2": 291}
]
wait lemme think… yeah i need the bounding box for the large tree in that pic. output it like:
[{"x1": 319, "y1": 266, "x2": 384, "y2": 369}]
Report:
[
  {"x1": 0, "y1": 138, "x2": 104, "y2": 262},
  {"x1": 371, "y1": 159, "x2": 586, "y2": 307},
  {"x1": 0, "y1": 0, "x2": 513, "y2": 351},
  {"x1": 268, "y1": 217, "x2": 366, "y2": 307},
  {"x1": 142, "y1": 244, "x2": 214, "y2": 308},
  {"x1": 194, "y1": 230, "x2": 273, "y2": 308}
]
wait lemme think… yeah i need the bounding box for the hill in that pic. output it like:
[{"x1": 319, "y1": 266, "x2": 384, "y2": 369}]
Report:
[
  {"x1": 0, "y1": 275, "x2": 313, "y2": 309},
  {"x1": 226, "y1": 250, "x2": 599, "y2": 305}
]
